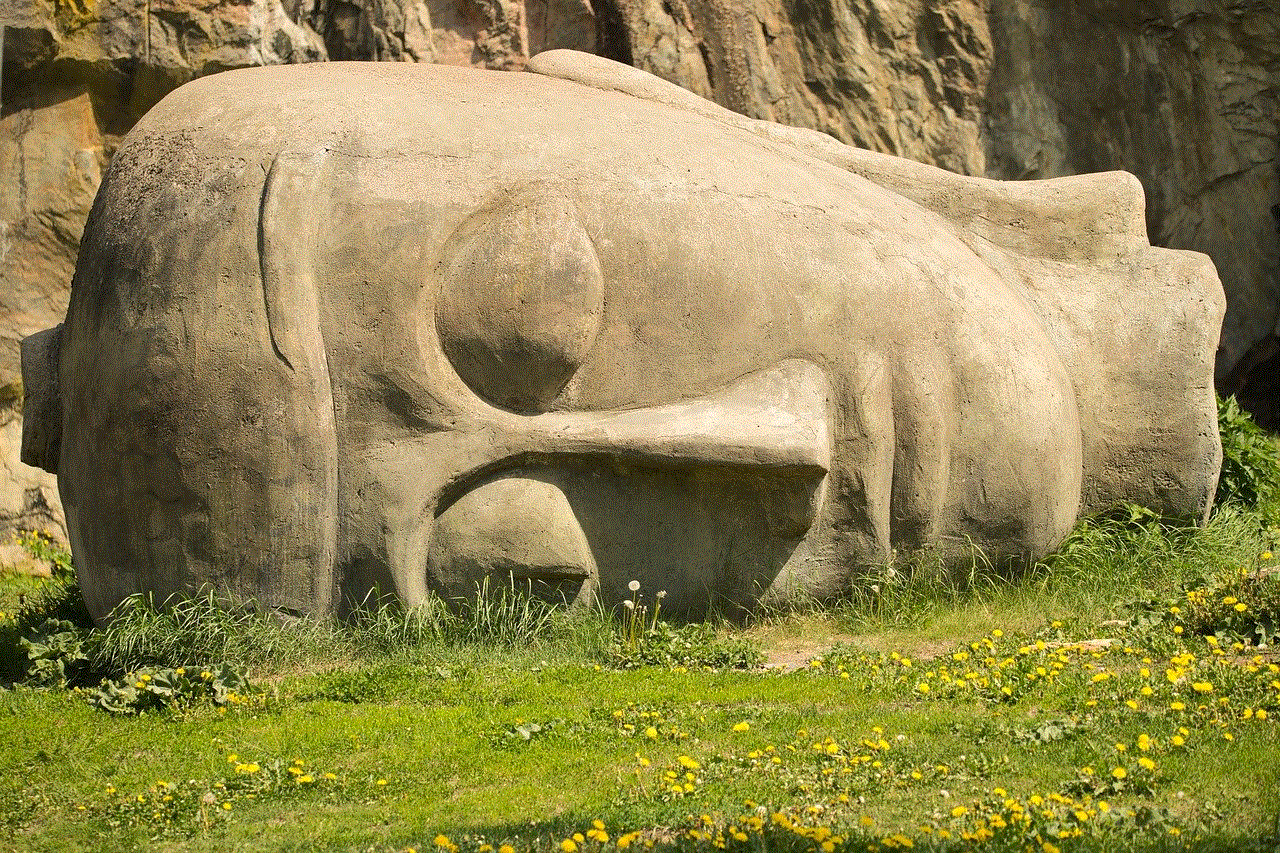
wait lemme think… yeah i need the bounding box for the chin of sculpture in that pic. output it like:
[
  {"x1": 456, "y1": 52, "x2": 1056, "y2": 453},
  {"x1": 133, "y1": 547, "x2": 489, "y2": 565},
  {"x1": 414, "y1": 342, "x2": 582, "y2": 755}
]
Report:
[{"x1": 20, "y1": 51, "x2": 1224, "y2": 624}]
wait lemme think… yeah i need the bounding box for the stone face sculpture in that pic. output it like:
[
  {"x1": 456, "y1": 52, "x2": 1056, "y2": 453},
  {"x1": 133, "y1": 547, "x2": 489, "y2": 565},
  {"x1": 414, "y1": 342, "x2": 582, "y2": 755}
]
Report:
[{"x1": 20, "y1": 52, "x2": 1225, "y2": 624}]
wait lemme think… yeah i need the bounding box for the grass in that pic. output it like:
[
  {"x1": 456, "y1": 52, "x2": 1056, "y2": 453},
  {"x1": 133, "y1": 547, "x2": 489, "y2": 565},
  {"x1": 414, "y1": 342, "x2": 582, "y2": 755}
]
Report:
[{"x1": 0, "y1": 483, "x2": 1278, "y2": 851}]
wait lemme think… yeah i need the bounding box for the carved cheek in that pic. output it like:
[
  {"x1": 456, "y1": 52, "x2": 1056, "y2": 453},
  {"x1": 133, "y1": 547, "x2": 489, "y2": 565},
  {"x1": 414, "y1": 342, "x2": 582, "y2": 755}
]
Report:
[{"x1": 434, "y1": 185, "x2": 604, "y2": 413}]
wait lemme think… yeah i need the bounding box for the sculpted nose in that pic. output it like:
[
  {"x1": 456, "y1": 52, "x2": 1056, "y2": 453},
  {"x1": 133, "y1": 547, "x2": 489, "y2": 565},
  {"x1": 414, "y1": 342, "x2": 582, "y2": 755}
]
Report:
[{"x1": 419, "y1": 360, "x2": 834, "y2": 609}]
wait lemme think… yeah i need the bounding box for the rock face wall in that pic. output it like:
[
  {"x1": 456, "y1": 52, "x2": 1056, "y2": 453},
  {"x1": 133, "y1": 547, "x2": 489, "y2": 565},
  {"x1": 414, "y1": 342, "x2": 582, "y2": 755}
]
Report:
[{"x1": 1, "y1": 0, "x2": 1276, "y2": 537}]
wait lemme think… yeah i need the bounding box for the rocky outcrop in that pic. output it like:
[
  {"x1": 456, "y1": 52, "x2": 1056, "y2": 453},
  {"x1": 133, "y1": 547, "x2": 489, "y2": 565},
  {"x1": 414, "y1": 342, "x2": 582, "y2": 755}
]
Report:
[
  {"x1": 0, "y1": 0, "x2": 1276, "y2": 537},
  {"x1": 983, "y1": 1, "x2": 1277, "y2": 401},
  {"x1": 614, "y1": 0, "x2": 994, "y2": 175}
]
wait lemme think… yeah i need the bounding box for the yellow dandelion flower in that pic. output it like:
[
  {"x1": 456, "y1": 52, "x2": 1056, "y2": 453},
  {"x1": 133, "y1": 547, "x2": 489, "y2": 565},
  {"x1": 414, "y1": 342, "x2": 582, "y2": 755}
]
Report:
[
  {"x1": 1111, "y1": 767, "x2": 1127, "y2": 779},
  {"x1": 950, "y1": 805, "x2": 967, "y2": 818},
  {"x1": 500, "y1": 845, "x2": 515, "y2": 853},
  {"x1": 1192, "y1": 681, "x2": 1214, "y2": 694},
  {"x1": 1235, "y1": 602, "x2": 1248, "y2": 612},
  {"x1": 677, "y1": 755, "x2": 700, "y2": 770},
  {"x1": 1138, "y1": 757, "x2": 1155, "y2": 771},
  {"x1": 732, "y1": 721, "x2": 750, "y2": 732},
  {"x1": 560, "y1": 840, "x2": 577, "y2": 853},
  {"x1": 434, "y1": 836, "x2": 452, "y2": 849},
  {"x1": 1257, "y1": 709, "x2": 1268, "y2": 720},
  {"x1": 1171, "y1": 701, "x2": 1186, "y2": 711}
]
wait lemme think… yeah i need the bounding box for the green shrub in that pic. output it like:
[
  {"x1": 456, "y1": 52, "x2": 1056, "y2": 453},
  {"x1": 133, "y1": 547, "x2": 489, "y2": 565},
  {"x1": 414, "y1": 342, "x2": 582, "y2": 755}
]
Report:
[
  {"x1": 1174, "y1": 564, "x2": 1280, "y2": 648},
  {"x1": 0, "y1": 532, "x2": 94, "y2": 684},
  {"x1": 1216, "y1": 394, "x2": 1280, "y2": 522},
  {"x1": 18, "y1": 617, "x2": 90, "y2": 686}
]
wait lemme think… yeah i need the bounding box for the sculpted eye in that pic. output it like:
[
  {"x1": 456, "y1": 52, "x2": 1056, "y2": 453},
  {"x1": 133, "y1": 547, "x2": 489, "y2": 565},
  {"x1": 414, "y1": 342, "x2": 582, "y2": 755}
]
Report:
[{"x1": 434, "y1": 184, "x2": 605, "y2": 413}]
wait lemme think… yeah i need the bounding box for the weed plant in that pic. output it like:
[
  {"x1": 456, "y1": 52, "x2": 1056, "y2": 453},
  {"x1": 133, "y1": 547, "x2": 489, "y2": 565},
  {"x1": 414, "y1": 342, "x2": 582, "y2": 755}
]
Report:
[{"x1": 1217, "y1": 395, "x2": 1280, "y2": 524}]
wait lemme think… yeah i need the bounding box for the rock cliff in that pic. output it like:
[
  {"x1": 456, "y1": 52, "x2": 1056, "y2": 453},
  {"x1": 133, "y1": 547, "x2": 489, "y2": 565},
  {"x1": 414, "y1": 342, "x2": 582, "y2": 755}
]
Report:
[{"x1": 1, "y1": 0, "x2": 1276, "y2": 538}]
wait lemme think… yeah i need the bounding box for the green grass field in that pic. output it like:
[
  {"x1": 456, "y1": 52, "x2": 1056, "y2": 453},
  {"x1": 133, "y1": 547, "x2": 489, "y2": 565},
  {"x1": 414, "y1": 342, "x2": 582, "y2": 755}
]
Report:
[{"x1": 1, "y1": 500, "x2": 1278, "y2": 853}]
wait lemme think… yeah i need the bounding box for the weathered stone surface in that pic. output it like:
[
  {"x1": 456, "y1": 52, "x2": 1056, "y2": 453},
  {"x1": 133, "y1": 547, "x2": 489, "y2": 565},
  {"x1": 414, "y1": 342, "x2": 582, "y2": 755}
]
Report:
[
  {"x1": 0, "y1": 0, "x2": 603, "y2": 538},
  {"x1": 1, "y1": 0, "x2": 1274, "y2": 544},
  {"x1": 23, "y1": 56, "x2": 1223, "y2": 623},
  {"x1": 612, "y1": 0, "x2": 994, "y2": 175},
  {"x1": 0, "y1": 386, "x2": 62, "y2": 543},
  {"x1": 0, "y1": 87, "x2": 89, "y2": 542}
]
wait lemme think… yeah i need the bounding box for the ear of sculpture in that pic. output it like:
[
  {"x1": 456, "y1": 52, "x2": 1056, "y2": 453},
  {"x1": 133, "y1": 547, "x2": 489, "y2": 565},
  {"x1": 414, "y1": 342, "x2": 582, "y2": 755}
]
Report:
[
  {"x1": 20, "y1": 324, "x2": 64, "y2": 475},
  {"x1": 257, "y1": 148, "x2": 340, "y2": 615}
]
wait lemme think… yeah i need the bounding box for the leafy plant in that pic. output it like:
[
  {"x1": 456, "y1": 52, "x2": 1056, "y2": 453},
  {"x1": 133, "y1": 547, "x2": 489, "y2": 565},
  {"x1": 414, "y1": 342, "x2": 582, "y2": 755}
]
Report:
[
  {"x1": 618, "y1": 579, "x2": 665, "y2": 654},
  {"x1": 1216, "y1": 394, "x2": 1280, "y2": 522},
  {"x1": 608, "y1": 619, "x2": 762, "y2": 671},
  {"x1": 19, "y1": 617, "x2": 89, "y2": 686},
  {"x1": 99, "y1": 755, "x2": 349, "y2": 839},
  {"x1": 1011, "y1": 717, "x2": 1085, "y2": 745},
  {"x1": 1175, "y1": 565, "x2": 1280, "y2": 647},
  {"x1": 86, "y1": 662, "x2": 261, "y2": 715}
]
